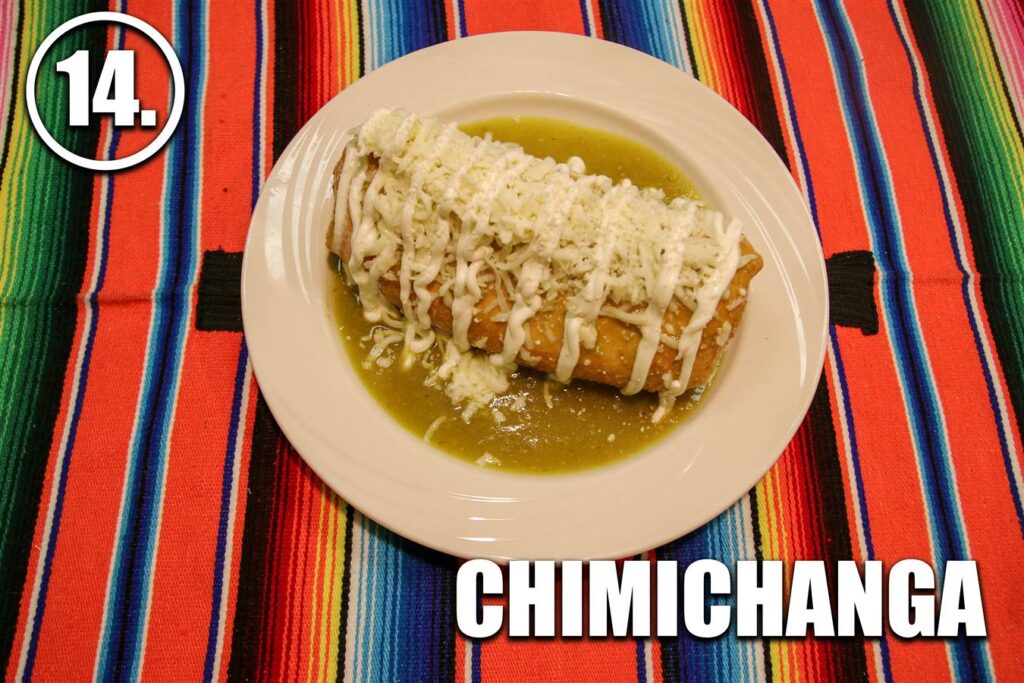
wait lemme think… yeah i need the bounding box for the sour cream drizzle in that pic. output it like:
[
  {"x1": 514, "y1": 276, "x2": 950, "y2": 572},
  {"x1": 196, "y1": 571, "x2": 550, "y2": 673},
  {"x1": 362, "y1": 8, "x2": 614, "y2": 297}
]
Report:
[
  {"x1": 653, "y1": 213, "x2": 743, "y2": 421},
  {"x1": 332, "y1": 109, "x2": 745, "y2": 420},
  {"x1": 622, "y1": 201, "x2": 696, "y2": 395},
  {"x1": 554, "y1": 181, "x2": 631, "y2": 383},
  {"x1": 496, "y1": 173, "x2": 582, "y2": 365}
]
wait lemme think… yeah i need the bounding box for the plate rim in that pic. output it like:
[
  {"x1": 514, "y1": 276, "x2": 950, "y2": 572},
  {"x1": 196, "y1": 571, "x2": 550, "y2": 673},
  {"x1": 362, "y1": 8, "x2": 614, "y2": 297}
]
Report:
[{"x1": 241, "y1": 31, "x2": 828, "y2": 560}]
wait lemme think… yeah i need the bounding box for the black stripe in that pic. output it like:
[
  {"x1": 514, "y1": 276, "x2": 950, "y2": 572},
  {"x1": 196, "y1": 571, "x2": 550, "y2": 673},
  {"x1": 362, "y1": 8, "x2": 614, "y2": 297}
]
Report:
[
  {"x1": 804, "y1": 378, "x2": 870, "y2": 681},
  {"x1": 675, "y1": 0, "x2": 701, "y2": 81},
  {"x1": 355, "y1": 0, "x2": 365, "y2": 78},
  {"x1": 595, "y1": 0, "x2": 627, "y2": 50},
  {"x1": 426, "y1": 0, "x2": 449, "y2": 46},
  {"x1": 227, "y1": 395, "x2": 285, "y2": 682},
  {"x1": 272, "y1": 0, "x2": 300, "y2": 161},
  {"x1": 334, "y1": 505, "x2": 356, "y2": 680},
  {"x1": 732, "y1": 0, "x2": 788, "y2": 164},
  {"x1": 229, "y1": 1, "x2": 304, "y2": 678},
  {"x1": 747, "y1": 488, "x2": 771, "y2": 683}
]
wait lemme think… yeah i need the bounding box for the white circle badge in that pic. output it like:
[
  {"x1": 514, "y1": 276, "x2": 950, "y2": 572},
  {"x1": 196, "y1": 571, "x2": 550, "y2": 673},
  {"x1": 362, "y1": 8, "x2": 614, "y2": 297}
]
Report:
[{"x1": 26, "y1": 12, "x2": 185, "y2": 172}]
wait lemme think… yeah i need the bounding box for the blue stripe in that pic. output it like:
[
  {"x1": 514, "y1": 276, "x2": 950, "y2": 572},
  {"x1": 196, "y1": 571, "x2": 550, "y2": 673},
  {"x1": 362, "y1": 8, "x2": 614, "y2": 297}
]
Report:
[
  {"x1": 635, "y1": 638, "x2": 647, "y2": 683},
  {"x1": 96, "y1": 2, "x2": 208, "y2": 679},
  {"x1": 358, "y1": 520, "x2": 371, "y2": 681},
  {"x1": 580, "y1": 0, "x2": 592, "y2": 37},
  {"x1": 757, "y1": 1, "x2": 894, "y2": 679},
  {"x1": 812, "y1": 0, "x2": 987, "y2": 679},
  {"x1": 599, "y1": 0, "x2": 675, "y2": 67},
  {"x1": 657, "y1": 510, "x2": 752, "y2": 682},
  {"x1": 457, "y1": 0, "x2": 467, "y2": 38},
  {"x1": 471, "y1": 637, "x2": 482, "y2": 683},
  {"x1": 251, "y1": 0, "x2": 265, "y2": 209},
  {"x1": 884, "y1": 0, "x2": 1024, "y2": 538},
  {"x1": 200, "y1": 342, "x2": 248, "y2": 683},
  {"x1": 199, "y1": 0, "x2": 265, "y2": 673}
]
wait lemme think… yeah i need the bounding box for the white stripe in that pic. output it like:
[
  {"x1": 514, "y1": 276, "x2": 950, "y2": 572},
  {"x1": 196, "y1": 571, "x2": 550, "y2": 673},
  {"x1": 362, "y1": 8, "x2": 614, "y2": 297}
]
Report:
[
  {"x1": 826, "y1": 352, "x2": 886, "y2": 680},
  {"x1": 209, "y1": 363, "x2": 253, "y2": 679},
  {"x1": 362, "y1": 0, "x2": 377, "y2": 71},
  {"x1": 451, "y1": 0, "x2": 464, "y2": 39},
  {"x1": 809, "y1": 0, "x2": 956, "y2": 555},
  {"x1": 345, "y1": 512, "x2": 364, "y2": 682},
  {"x1": 888, "y1": 3, "x2": 1008, "y2": 677},
  {"x1": 463, "y1": 631, "x2": 473, "y2": 683},
  {"x1": 826, "y1": 352, "x2": 868, "y2": 562},
  {"x1": 93, "y1": 4, "x2": 209, "y2": 678},
  {"x1": 892, "y1": 0, "x2": 1024, "y2": 528},
  {"x1": 258, "y1": 0, "x2": 269, "y2": 183},
  {"x1": 581, "y1": 0, "x2": 596, "y2": 38}
]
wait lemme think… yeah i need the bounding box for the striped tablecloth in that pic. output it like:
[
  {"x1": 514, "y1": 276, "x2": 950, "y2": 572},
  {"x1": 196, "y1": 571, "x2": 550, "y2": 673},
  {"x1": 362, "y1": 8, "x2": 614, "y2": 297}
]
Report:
[{"x1": 2, "y1": 1, "x2": 1023, "y2": 681}]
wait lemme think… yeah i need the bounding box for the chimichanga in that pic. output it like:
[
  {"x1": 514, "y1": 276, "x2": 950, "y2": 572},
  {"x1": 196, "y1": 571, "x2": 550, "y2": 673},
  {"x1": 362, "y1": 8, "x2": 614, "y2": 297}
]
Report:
[{"x1": 328, "y1": 109, "x2": 763, "y2": 418}]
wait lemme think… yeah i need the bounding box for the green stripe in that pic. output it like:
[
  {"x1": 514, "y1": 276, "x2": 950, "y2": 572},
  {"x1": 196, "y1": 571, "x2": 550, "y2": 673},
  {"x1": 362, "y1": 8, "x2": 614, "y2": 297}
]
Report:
[
  {"x1": 0, "y1": 1, "x2": 105, "y2": 665},
  {"x1": 902, "y1": 1, "x2": 1024, "y2": 441}
]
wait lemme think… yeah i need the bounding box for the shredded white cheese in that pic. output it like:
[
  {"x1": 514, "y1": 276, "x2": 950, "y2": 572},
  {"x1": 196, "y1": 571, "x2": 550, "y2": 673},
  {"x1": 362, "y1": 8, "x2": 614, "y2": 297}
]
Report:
[
  {"x1": 333, "y1": 109, "x2": 746, "y2": 421},
  {"x1": 423, "y1": 415, "x2": 446, "y2": 443},
  {"x1": 430, "y1": 340, "x2": 511, "y2": 422},
  {"x1": 476, "y1": 452, "x2": 501, "y2": 467}
]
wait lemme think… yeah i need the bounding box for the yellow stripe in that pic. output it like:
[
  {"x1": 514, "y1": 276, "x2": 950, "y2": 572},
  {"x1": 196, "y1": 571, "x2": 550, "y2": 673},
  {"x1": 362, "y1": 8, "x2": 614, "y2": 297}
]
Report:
[
  {"x1": 340, "y1": 0, "x2": 350, "y2": 87},
  {"x1": 961, "y1": 0, "x2": 1024, "y2": 199},
  {"x1": 349, "y1": 0, "x2": 361, "y2": 84},
  {"x1": 317, "y1": 492, "x2": 338, "y2": 683},
  {"x1": 0, "y1": 1, "x2": 42, "y2": 335},
  {"x1": 325, "y1": 497, "x2": 348, "y2": 683},
  {"x1": 304, "y1": 482, "x2": 329, "y2": 683},
  {"x1": 681, "y1": 0, "x2": 707, "y2": 85}
]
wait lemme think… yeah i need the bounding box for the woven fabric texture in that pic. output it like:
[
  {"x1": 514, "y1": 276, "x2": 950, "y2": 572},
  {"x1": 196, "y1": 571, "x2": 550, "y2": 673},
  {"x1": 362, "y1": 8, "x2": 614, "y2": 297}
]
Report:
[{"x1": 1, "y1": 0, "x2": 1023, "y2": 681}]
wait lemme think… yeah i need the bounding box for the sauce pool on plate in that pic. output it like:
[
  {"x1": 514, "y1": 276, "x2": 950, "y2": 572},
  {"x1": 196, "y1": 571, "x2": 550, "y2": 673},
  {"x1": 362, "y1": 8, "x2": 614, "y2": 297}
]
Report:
[{"x1": 332, "y1": 115, "x2": 710, "y2": 474}]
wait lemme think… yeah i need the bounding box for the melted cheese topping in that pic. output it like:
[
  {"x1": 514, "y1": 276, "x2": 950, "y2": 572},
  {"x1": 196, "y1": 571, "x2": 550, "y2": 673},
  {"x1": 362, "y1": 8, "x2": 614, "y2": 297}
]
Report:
[{"x1": 333, "y1": 108, "x2": 745, "y2": 421}]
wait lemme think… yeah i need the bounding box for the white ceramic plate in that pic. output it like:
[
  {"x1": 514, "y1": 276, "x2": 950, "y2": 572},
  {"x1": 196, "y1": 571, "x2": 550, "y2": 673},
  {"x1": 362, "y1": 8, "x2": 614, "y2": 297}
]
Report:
[{"x1": 242, "y1": 32, "x2": 827, "y2": 560}]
